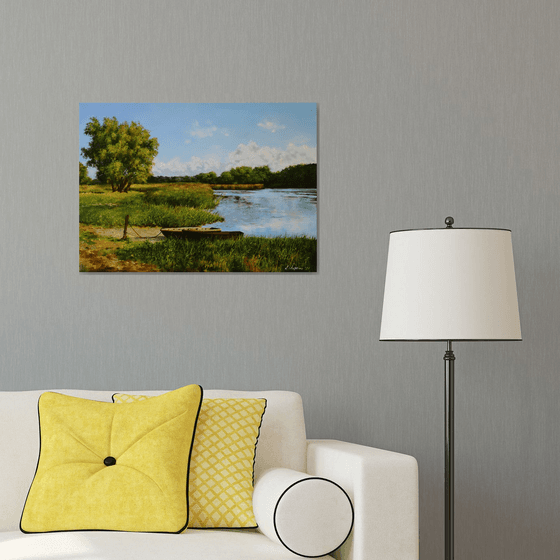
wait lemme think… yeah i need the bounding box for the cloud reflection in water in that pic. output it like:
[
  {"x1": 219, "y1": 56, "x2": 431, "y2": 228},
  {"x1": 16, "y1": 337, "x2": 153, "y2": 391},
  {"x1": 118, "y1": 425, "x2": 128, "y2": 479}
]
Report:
[{"x1": 209, "y1": 188, "x2": 317, "y2": 238}]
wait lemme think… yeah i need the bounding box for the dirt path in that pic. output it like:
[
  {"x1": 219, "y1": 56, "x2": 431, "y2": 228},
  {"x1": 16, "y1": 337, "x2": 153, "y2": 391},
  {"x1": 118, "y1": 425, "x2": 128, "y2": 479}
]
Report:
[
  {"x1": 79, "y1": 224, "x2": 161, "y2": 272},
  {"x1": 90, "y1": 226, "x2": 164, "y2": 241}
]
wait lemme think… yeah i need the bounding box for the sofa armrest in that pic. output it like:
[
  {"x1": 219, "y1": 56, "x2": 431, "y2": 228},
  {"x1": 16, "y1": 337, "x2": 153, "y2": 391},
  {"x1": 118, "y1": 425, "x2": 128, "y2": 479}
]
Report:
[{"x1": 306, "y1": 440, "x2": 418, "y2": 560}]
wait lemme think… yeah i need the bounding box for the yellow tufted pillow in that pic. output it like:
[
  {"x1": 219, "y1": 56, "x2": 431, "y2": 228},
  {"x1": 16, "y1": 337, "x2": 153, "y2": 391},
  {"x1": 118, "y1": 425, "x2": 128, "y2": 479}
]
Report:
[
  {"x1": 113, "y1": 394, "x2": 266, "y2": 529},
  {"x1": 20, "y1": 384, "x2": 203, "y2": 533}
]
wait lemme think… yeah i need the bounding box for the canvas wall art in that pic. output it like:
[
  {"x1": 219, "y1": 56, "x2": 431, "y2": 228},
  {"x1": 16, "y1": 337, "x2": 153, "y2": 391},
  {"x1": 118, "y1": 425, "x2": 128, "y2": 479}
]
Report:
[{"x1": 79, "y1": 103, "x2": 317, "y2": 272}]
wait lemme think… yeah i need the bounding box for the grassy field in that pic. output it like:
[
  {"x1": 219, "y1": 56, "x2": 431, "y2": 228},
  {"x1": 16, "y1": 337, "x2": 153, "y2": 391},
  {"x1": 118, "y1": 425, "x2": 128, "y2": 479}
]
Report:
[
  {"x1": 79, "y1": 182, "x2": 317, "y2": 272},
  {"x1": 79, "y1": 183, "x2": 222, "y2": 228},
  {"x1": 115, "y1": 236, "x2": 317, "y2": 272}
]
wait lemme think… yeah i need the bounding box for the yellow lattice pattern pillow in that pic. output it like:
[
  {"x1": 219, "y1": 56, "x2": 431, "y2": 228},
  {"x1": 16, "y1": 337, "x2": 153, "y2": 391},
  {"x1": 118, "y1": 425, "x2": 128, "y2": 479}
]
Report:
[{"x1": 113, "y1": 394, "x2": 267, "y2": 529}]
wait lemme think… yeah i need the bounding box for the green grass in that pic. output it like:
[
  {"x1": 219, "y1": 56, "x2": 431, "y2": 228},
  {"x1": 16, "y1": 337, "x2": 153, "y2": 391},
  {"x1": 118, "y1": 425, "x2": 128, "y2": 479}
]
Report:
[
  {"x1": 79, "y1": 204, "x2": 222, "y2": 228},
  {"x1": 115, "y1": 236, "x2": 317, "y2": 272},
  {"x1": 143, "y1": 186, "x2": 217, "y2": 209},
  {"x1": 79, "y1": 183, "x2": 223, "y2": 228},
  {"x1": 79, "y1": 191, "x2": 144, "y2": 205},
  {"x1": 79, "y1": 228, "x2": 99, "y2": 247}
]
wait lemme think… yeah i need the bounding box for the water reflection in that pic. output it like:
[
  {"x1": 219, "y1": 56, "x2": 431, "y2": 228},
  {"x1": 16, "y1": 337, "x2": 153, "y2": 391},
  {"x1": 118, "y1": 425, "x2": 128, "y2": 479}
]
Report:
[{"x1": 209, "y1": 188, "x2": 317, "y2": 238}]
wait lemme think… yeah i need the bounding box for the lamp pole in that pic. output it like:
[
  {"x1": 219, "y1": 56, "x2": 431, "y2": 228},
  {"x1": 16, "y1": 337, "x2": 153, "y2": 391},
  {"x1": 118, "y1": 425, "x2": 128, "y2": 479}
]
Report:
[{"x1": 444, "y1": 340, "x2": 455, "y2": 560}]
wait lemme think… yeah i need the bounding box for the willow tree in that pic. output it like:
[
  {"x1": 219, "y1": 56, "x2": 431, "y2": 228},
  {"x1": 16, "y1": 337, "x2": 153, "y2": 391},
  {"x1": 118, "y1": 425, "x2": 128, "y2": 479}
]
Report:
[{"x1": 81, "y1": 117, "x2": 159, "y2": 192}]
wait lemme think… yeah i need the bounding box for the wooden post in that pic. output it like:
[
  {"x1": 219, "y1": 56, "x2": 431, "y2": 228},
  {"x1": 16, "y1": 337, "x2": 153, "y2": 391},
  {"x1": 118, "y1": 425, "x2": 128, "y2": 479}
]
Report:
[{"x1": 121, "y1": 214, "x2": 129, "y2": 240}]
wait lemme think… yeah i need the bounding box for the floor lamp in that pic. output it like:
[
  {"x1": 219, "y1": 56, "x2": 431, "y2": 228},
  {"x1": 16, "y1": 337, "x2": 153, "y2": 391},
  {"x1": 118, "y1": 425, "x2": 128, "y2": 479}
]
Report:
[{"x1": 379, "y1": 217, "x2": 521, "y2": 560}]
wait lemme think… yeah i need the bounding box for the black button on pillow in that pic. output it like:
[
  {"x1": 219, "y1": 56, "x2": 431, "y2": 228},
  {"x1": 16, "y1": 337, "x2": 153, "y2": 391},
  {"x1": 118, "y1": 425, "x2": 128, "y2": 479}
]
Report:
[{"x1": 104, "y1": 456, "x2": 116, "y2": 466}]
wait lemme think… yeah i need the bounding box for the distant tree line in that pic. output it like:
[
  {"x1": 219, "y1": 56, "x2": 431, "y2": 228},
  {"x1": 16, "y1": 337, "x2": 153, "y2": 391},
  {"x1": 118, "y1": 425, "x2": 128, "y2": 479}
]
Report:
[
  {"x1": 147, "y1": 163, "x2": 317, "y2": 189},
  {"x1": 80, "y1": 115, "x2": 317, "y2": 191},
  {"x1": 263, "y1": 163, "x2": 317, "y2": 189}
]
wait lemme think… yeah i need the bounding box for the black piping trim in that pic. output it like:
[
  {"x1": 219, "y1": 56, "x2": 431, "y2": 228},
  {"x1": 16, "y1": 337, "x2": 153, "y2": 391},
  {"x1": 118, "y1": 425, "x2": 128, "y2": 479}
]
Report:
[
  {"x1": 380, "y1": 338, "x2": 522, "y2": 342},
  {"x1": 272, "y1": 476, "x2": 354, "y2": 558},
  {"x1": 19, "y1": 392, "x2": 45, "y2": 534},
  {"x1": 20, "y1": 386, "x2": 204, "y2": 535},
  {"x1": 183, "y1": 385, "x2": 204, "y2": 533},
  {"x1": 252, "y1": 398, "x2": 267, "y2": 487},
  {"x1": 389, "y1": 227, "x2": 512, "y2": 233},
  {"x1": 189, "y1": 525, "x2": 259, "y2": 531}
]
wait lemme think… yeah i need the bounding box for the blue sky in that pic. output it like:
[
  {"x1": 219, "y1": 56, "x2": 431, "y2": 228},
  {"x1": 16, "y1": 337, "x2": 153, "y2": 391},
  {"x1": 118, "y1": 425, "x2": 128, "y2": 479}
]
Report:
[{"x1": 79, "y1": 103, "x2": 316, "y2": 177}]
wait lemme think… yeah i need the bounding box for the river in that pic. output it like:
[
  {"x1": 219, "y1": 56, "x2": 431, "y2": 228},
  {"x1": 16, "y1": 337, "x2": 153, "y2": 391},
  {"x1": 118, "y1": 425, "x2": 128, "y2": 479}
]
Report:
[{"x1": 208, "y1": 188, "x2": 317, "y2": 238}]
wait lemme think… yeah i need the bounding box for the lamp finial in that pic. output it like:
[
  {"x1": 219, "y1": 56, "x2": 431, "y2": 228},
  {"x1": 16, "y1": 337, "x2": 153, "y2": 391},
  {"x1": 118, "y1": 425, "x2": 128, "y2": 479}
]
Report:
[{"x1": 445, "y1": 216, "x2": 454, "y2": 228}]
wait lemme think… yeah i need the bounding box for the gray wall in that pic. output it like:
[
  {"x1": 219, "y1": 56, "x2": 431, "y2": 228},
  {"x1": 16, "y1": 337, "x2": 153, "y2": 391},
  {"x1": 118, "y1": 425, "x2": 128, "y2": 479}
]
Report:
[{"x1": 1, "y1": 0, "x2": 558, "y2": 557}]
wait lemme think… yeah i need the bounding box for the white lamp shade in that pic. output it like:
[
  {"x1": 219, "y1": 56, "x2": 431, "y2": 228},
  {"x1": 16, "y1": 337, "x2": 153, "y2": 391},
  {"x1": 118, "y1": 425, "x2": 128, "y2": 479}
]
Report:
[{"x1": 380, "y1": 228, "x2": 522, "y2": 341}]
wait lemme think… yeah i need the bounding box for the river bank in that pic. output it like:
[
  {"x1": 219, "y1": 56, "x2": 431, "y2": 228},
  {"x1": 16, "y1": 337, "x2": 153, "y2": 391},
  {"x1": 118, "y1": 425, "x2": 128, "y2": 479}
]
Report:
[
  {"x1": 79, "y1": 182, "x2": 317, "y2": 272},
  {"x1": 79, "y1": 224, "x2": 316, "y2": 272},
  {"x1": 210, "y1": 183, "x2": 264, "y2": 190}
]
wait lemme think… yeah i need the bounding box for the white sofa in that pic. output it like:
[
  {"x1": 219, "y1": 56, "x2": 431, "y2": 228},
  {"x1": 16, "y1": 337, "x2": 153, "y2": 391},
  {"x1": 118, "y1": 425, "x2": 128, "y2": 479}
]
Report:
[{"x1": 0, "y1": 389, "x2": 418, "y2": 560}]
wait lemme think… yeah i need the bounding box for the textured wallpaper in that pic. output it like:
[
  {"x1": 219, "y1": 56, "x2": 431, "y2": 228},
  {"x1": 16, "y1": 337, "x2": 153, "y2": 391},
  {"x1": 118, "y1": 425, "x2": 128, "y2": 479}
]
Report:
[{"x1": 0, "y1": 1, "x2": 559, "y2": 557}]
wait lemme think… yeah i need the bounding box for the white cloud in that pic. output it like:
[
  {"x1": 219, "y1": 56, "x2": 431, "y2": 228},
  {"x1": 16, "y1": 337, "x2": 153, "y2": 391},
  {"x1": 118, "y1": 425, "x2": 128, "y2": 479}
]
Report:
[
  {"x1": 152, "y1": 142, "x2": 316, "y2": 176},
  {"x1": 257, "y1": 120, "x2": 286, "y2": 133},
  {"x1": 226, "y1": 141, "x2": 316, "y2": 172},
  {"x1": 190, "y1": 120, "x2": 218, "y2": 139},
  {"x1": 152, "y1": 155, "x2": 223, "y2": 176},
  {"x1": 289, "y1": 134, "x2": 311, "y2": 145}
]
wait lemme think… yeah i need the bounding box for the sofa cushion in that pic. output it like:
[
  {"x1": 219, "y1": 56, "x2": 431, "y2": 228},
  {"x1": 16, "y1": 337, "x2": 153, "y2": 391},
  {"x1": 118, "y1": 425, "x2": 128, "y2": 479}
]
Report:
[
  {"x1": 0, "y1": 389, "x2": 306, "y2": 532},
  {"x1": 0, "y1": 530, "x2": 335, "y2": 559},
  {"x1": 114, "y1": 394, "x2": 267, "y2": 528},
  {"x1": 20, "y1": 385, "x2": 203, "y2": 533}
]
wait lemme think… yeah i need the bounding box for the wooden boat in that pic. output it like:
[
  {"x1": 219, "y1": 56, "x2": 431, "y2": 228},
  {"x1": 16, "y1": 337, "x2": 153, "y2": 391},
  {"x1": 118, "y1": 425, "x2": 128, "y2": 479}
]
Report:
[{"x1": 160, "y1": 227, "x2": 244, "y2": 240}]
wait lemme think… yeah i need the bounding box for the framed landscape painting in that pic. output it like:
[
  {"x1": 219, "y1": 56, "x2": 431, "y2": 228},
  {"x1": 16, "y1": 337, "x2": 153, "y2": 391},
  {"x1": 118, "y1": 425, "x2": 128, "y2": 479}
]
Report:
[{"x1": 79, "y1": 103, "x2": 317, "y2": 272}]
